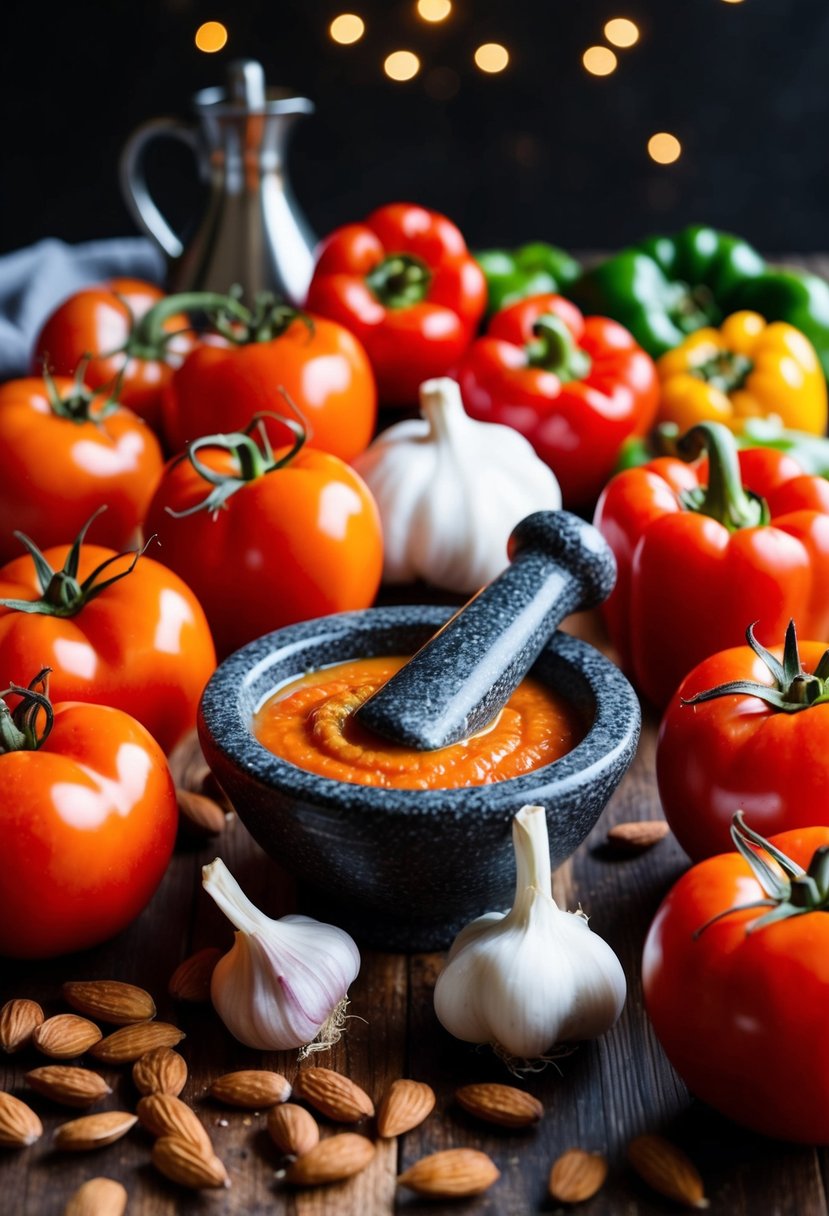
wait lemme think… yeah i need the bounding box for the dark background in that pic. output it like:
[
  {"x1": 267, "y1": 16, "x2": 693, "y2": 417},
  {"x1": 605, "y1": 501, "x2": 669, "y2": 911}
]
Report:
[{"x1": 3, "y1": 0, "x2": 829, "y2": 259}]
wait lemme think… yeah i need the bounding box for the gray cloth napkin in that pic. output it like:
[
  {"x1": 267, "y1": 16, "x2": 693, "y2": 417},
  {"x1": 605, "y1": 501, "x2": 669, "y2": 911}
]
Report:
[{"x1": 0, "y1": 237, "x2": 166, "y2": 380}]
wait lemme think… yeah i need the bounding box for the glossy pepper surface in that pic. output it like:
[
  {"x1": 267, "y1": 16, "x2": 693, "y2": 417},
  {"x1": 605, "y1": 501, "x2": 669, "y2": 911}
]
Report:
[
  {"x1": 656, "y1": 311, "x2": 827, "y2": 435},
  {"x1": 455, "y1": 294, "x2": 659, "y2": 509},
  {"x1": 727, "y1": 266, "x2": 829, "y2": 380},
  {"x1": 572, "y1": 226, "x2": 765, "y2": 359},
  {"x1": 305, "y1": 202, "x2": 487, "y2": 406},
  {"x1": 474, "y1": 242, "x2": 581, "y2": 316},
  {"x1": 594, "y1": 421, "x2": 829, "y2": 708}
]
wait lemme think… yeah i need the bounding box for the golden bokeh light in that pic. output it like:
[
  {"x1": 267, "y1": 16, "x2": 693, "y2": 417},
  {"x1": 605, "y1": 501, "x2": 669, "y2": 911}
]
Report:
[
  {"x1": 474, "y1": 43, "x2": 509, "y2": 74},
  {"x1": 604, "y1": 18, "x2": 640, "y2": 47},
  {"x1": 648, "y1": 132, "x2": 682, "y2": 164},
  {"x1": 195, "y1": 21, "x2": 228, "y2": 53},
  {"x1": 384, "y1": 50, "x2": 421, "y2": 81},
  {"x1": 330, "y1": 14, "x2": 365, "y2": 44},
  {"x1": 582, "y1": 46, "x2": 618, "y2": 76},
  {"x1": 417, "y1": 0, "x2": 452, "y2": 21}
]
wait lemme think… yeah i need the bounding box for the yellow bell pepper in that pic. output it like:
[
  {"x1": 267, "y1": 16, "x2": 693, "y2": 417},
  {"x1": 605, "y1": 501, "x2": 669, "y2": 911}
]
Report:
[{"x1": 656, "y1": 311, "x2": 828, "y2": 436}]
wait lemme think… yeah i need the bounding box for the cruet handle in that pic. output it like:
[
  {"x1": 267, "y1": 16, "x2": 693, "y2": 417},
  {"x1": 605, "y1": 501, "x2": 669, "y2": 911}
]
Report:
[{"x1": 119, "y1": 118, "x2": 200, "y2": 260}]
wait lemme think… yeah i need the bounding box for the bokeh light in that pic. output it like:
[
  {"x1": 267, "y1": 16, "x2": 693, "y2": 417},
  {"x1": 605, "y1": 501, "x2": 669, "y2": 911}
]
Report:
[
  {"x1": 648, "y1": 132, "x2": 682, "y2": 164},
  {"x1": 582, "y1": 46, "x2": 618, "y2": 76},
  {"x1": 604, "y1": 18, "x2": 640, "y2": 47},
  {"x1": 330, "y1": 14, "x2": 365, "y2": 45},
  {"x1": 417, "y1": 0, "x2": 452, "y2": 21},
  {"x1": 195, "y1": 21, "x2": 228, "y2": 53},
  {"x1": 474, "y1": 43, "x2": 509, "y2": 74},
  {"x1": 384, "y1": 51, "x2": 421, "y2": 81}
]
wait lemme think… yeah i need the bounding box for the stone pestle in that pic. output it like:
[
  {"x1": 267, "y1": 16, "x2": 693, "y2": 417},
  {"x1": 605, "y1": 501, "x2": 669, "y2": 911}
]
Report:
[{"x1": 355, "y1": 510, "x2": 617, "y2": 751}]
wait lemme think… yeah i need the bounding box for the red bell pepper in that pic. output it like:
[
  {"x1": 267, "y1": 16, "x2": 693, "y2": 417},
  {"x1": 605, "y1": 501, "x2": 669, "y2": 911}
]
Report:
[
  {"x1": 305, "y1": 202, "x2": 487, "y2": 406},
  {"x1": 594, "y1": 422, "x2": 829, "y2": 708},
  {"x1": 455, "y1": 294, "x2": 659, "y2": 509}
]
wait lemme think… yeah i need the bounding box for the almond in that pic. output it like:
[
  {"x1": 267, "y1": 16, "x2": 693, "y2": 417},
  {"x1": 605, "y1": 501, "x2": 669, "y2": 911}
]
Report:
[
  {"x1": 152, "y1": 1134, "x2": 230, "y2": 1190},
  {"x1": 376, "y1": 1079, "x2": 436, "y2": 1138},
  {"x1": 0, "y1": 998, "x2": 44, "y2": 1053},
  {"x1": 168, "y1": 947, "x2": 223, "y2": 1003},
  {"x1": 292, "y1": 1068, "x2": 374, "y2": 1122},
  {"x1": 133, "y1": 1047, "x2": 188, "y2": 1097},
  {"x1": 54, "y1": 1110, "x2": 137, "y2": 1152},
  {"x1": 25, "y1": 1065, "x2": 112, "y2": 1109},
  {"x1": 267, "y1": 1103, "x2": 320, "y2": 1158},
  {"x1": 209, "y1": 1069, "x2": 291, "y2": 1109},
  {"x1": 89, "y1": 1020, "x2": 184, "y2": 1064},
  {"x1": 176, "y1": 787, "x2": 228, "y2": 836},
  {"x1": 62, "y1": 980, "x2": 156, "y2": 1025},
  {"x1": 33, "y1": 1014, "x2": 103, "y2": 1060},
  {"x1": 284, "y1": 1133, "x2": 375, "y2": 1185},
  {"x1": 136, "y1": 1093, "x2": 212, "y2": 1153},
  {"x1": 64, "y1": 1177, "x2": 128, "y2": 1216},
  {"x1": 398, "y1": 1148, "x2": 500, "y2": 1197},
  {"x1": 607, "y1": 820, "x2": 670, "y2": 852},
  {"x1": 0, "y1": 1091, "x2": 42, "y2": 1147},
  {"x1": 455, "y1": 1082, "x2": 543, "y2": 1128},
  {"x1": 549, "y1": 1148, "x2": 608, "y2": 1204},
  {"x1": 628, "y1": 1133, "x2": 710, "y2": 1209}
]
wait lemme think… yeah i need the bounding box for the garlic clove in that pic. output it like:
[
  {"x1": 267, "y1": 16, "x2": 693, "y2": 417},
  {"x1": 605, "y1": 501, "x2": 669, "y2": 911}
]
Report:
[
  {"x1": 353, "y1": 377, "x2": 561, "y2": 593},
  {"x1": 202, "y1": 859, "x2": 360, "y2": 1054},
  {"x1": 433, "y1": 805, "x2": 626, "y2": 1061}
]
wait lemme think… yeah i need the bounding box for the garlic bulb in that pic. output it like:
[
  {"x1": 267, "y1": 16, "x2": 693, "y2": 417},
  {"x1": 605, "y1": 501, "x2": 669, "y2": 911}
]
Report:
[
  {"x1": 352, "y1": 377, "x2": 561, "y2": 594},
  {"x1": 202, "y1": 858, "x2": 360, "y2": 1055},
  {"x1": 433, "y1": 805, "x2": 626, "y2": 1060}
]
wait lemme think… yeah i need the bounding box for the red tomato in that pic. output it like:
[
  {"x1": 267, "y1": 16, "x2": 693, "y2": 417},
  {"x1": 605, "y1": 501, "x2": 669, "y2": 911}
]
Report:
[
  {"x1": 144, "y1": 426, "x2": 383, "y2": 658},
  {"x1": 657, "y1": 622, "x2": 829, "y2": 859},
  {"x1": 643, "y1": 819, "x2": 829, "y2": 1143},
  {"x1": 160, "y1": 310, "x2": 376, "y2": 462},
  {"x1": 0, "y1": 375, "x2": 164, "y2": 564},
  {"x1": 33, "y1": 278, "x2": 194, "y2": 431},
  {"x1": 0, "y1": 528, "x2": 216, "y2": 753},
  {"x1": 0, "y1": 677, "x2": 177, "y2": 959}
]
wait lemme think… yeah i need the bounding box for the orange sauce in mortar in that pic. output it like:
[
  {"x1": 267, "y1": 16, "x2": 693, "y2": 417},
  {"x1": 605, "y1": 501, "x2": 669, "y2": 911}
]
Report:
[{"x1": 252, "y1": 656, "x2": 584, "y2": 790}]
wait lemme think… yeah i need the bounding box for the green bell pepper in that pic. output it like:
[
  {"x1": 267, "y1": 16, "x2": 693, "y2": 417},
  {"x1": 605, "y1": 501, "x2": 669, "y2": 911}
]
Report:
[
  {"x1": 571, "y1": 225, "x2": 765, "y2": 358},
  {"x1": 726, "y1": 268, "x2": 829, "y2": 380},
  {"x1": 475, "y1": 242, "x2": 581, "y2": 316}
]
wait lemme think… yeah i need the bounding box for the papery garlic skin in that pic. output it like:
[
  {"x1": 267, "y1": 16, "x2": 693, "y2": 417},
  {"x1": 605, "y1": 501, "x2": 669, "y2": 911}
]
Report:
[
  {"x1": 352, "y1": 377, "x2": 562, "y2": 594},
  {"x1": 433, "y1": 805, "x2": 626, "y2": 1060},
  {"x1": 203, "y1": 858, "x2": 360, "y2": 1052}
]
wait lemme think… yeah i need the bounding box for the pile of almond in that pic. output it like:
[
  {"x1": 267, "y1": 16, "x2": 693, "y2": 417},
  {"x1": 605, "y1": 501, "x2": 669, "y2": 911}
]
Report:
[{"x1": 1, "y1": 968, "x2": 709, "y2": 1210}]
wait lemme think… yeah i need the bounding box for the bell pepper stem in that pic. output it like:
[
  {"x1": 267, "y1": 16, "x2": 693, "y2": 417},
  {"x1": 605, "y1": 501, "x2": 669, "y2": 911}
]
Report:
[
  {"x1": 677, "y1": 422, "x2": 769, "y2": 531},
  {"x1": 366, "y1": 254, "x2": 432, "y2": 310},
  {"x1": 526, "y1": 314, "x2": 592, "y2": 382}
]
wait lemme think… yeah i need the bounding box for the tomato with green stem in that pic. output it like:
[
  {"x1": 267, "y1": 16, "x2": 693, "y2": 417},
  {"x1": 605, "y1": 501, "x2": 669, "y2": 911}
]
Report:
[
  {"x1": 0, "y1": 670, "x2": 178, "y2": 959},
  {"x1": 33, "y1": 278, "x2": 197, "y2": 431},
  {"x1": 160, "y1": 293, "x2": 376, "y2": 462},
  {"x1": 0, "y1": 511, "x2": 216, "y2": 753},
  {"x1": 657, "y1": 620, "x2": 829, "y2": 859},
  {"x1": 0, "y1": 369, "x2": 164, "y2": 564},
  {"x1": 643, "y1": 813, "x2": 829, "y2": 1143},
  {"x1": 144, "y1": 414, "x2": 383, "y2": 658}
]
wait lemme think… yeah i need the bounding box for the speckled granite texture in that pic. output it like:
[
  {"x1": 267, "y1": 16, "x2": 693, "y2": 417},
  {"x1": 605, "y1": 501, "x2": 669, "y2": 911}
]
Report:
[
  {"x1": 199, "y1": 603, "x2": 640, "y2": 950},
  {"x1": 356, "y1": 511, "x2": 617, "y2": 750}
]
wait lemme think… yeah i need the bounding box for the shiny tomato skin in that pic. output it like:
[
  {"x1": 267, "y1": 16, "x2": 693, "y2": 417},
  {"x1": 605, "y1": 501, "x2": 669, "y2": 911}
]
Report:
[
  {"x1": 0, "y1": 545, "x2": 216, "y2": 753},
  {"x1": 144, "y1": 446, "x2": 383, "y2": 658},
  {"x1": 160, "y1": 314, "x2": 376, "y2": 462},
  {"x1": 642, "y1": 826, "x2": 829, "y2": 1143},
  {"x1": 656, "y1": 640, "x2": 829, "y2": 860},
  {"x1": 0, "y1": 701, "x2": 177, "y2": 959},
  {"x1": 0, "y1": 376, "x2": 164, "y2": 564},
  {"x1": 33, "y1": 278, "x2": 194, "y2": 431}
]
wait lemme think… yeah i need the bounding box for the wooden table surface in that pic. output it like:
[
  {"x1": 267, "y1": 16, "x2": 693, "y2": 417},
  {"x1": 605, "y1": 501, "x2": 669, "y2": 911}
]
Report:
[
  {"x1": 2, "y1": 607, "x2": 827, "y2": 1216},
  {"x1": 5, "y1": 252, "x2": 829, "y2": 1214}
]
